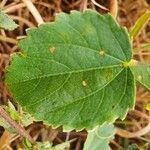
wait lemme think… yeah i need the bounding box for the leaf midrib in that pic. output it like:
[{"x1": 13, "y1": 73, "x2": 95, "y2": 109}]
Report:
[{"x1": 7, "y1": 64, "x2": 123, "y2": 84}]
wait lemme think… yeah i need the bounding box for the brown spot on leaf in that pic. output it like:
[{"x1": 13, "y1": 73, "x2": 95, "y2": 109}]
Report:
[
  {"x1": 99, "y1": 50, "x2": 105, "y2": 56},
  {"x1": 50, "y1": 47, "x2": 56, "y2": 54},
  {"x1": 18, "y1": 52, "x2": 27, "y2": 58},
  {"x1": 138, "y1": 75, "x2": 142, "y2": 81},
  {"x1": 82, "y1": 80, "x2": 87, "y2": 87}
]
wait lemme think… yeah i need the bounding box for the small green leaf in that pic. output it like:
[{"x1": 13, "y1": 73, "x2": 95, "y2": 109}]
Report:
[
  {"x1": 83, "y1": 124, "x2": 116, "y2": 150},
  {"x1": 130, "y1": 11, "x2": 150, "y2": 40},
  {"x1": 33, "y1": 141, "x2": 52, "y2": 150},
  {"x1": 0, "y1": 10, "x2": 18, "y2": 30},
  {"x1": 22, "y1": 138, "x2": 33, "y2": 149},
  {"x1": 21, "y1": 113, "x2": 34, "y2": 127},
  {"x1": 5, "y1": 10, "x2": 135, "y2": 130},
  {"x1": 146, "y1": 103, "x2": 150, "y2": 111},
  {"x1": 127, "y1": 144, "x2": 139, "y2": 150},
  {"x1": 30, "y1": 141, "x2": 70, "y2": 150},
  {"x1": 131, "y1": 64, "x2": 150, "y2": 90},
  {"x1": 5, "y1": 101, "x2": 34, "y2": 127},
  {"x1": 5, "y1": 101, "x2": 21, "y2": 121},
  {"x1": 51, "y1": 141, "x2": 70, "y2": 150}
]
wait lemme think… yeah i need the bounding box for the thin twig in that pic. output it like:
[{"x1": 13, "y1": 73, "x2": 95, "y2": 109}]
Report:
[
  {"x1": 0, "y1": 0, "x2": 8, "y2": 8},
  {"x1": 80, "y1": 0, "x2": 88, "y2": 11},
  {"x1": 116, "y1": 122, "x2": 150, "y2": 138},
  {"x1": 10, "y1": 15, "x2": 35, "y2": 28},
  {"x1": 0, "y1": 35, "x2": 18, "y2": 44},
  {"x1": 22, "y1": 0, "x2": 44, "y2": 25},
  {"x1": 65, "y1": 132, "x2": 70, "y2": 142},
  {"x1": 110, "y1": 140, "x2": 123, "y2": 149},
  {"x1": 0, "y1": 106, "x2": 35, "y2": 144},
  {"x1": 91, "y1": 0, "x2": 109, "y2": 11},
  {"x1": 75, "y1": 139, "x2": 82, "y2": 150},
  {"x1": 4, "y1": 3, "x2": 26, "y2": 13}
]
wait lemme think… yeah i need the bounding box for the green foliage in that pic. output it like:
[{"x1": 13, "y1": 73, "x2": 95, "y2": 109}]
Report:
[
  {"x1": 83, "y1": 124, "x2": 115, "y2": 150},
  {"x1": 131, "y1": 64, "x2": 150, "y2": 90},
  {"x1": 5, "y1": 10, "x2": 136, "y2": 130},
  {"x1": 3, "y1": 8, "x2": 150, "y2": 150},
  {"x1": 0, "y1": 101, "x2": 34, "y2": 132},
  {"x1": 5, "y1": 101, "x2": 21, "y2": 121},
  {"x1": 126, "y1": 144, "x2": 139, "y2": 150},
  {"x1": 6, "y1": 101, "x2": 34, "y2": 127},
  {"x1": 23, "y1": 139, "x2": 71, "y2": 150},
  {"x1": 0, "y1": 10, "x2": 18, "y2": 30},
  {"x1": 130, "y1": 11, "x2": 150, "y2": 40}
]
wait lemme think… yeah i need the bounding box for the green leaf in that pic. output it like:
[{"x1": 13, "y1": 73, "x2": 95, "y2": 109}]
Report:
[
  {"x1": 5, "y1": 101, "x2": 34, "y2": 127},
  {"x1": 51, "y1": 141, "x2": 70, "y2": 150},
  {"x1": 21, "y1": 113, "x2": 34, "y2": 127},
  {"x1": 23, "y1": 140, "x2": 71, "y2": 150},
  {"x1": 33, "y1": 141, "x2": 52, "y2": 150},
  {"x1": 22, "y1": 138, "x2": 33, "y2": 149},
  {"x1": 130, "y1": 11, "x2": 150, "y2": 40},
  {"x1": 131, "y1": 64, "x2": 150, "y2": 90},
  {"x1": 5, "y1": 101, "x2": 21, "y2": 121},
  {"x1": 0, "y1": 10, "x2": 18, "y2": 30},
  {"x1": 126, "y1": 144, "x2": 139, "y2": 150},
  {"x1": 5, "y1": 10, "x2": 135, "y2": 130},
  {"x1": 83, "y1": 124, "x2": 115, "y2": 150}
]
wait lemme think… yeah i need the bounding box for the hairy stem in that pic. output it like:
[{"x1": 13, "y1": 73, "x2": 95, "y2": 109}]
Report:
[{"x1": 0, "y1": 106, "x2": 35, "y2": 144}]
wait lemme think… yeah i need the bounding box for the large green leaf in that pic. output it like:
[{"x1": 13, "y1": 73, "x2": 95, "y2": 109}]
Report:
[
  {"x1": 83, "y1": 124, "x2": 116, "y2": 150},
  {"x1": 0, "y1": 10, "x2": 18, "y2": 30},
  {"x1": 5, "y1": 10, "x2": 135, "y2": 130}
]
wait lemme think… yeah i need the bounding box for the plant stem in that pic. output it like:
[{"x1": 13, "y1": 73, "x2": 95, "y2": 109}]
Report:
[
  {"x1": 22, "y1": 0, "x2": 44, "y2": 25},
  {"x1": 0, "y1": 106, "x2": 35, "y2": 144}
]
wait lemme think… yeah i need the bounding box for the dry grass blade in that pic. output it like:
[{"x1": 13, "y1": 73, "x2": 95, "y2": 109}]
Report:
[
  {"x1": 0, "y1": 130, "x2": 14, "y2": 150},
  {"x1": 116, "y1": 122, "x2": 150, "y2": 138},
  {"x1": 22, "y1": 0, "x2": 44, "y2": 25},
  {"x1": 109, "y1": 0, "x2": 118, "y2": 18}
]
